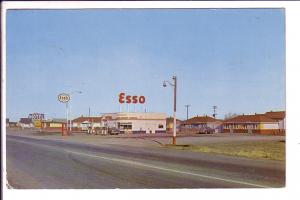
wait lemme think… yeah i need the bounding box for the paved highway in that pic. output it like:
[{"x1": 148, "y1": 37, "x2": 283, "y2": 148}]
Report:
[{"x1": 6, "y1": 135, "x2": 285, "y2": 189}]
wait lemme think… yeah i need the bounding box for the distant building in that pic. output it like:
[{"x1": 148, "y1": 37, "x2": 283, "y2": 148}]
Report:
[
  {"x1": 19, "y1": 118, "x2": 34, "y2": 128},
  {"x1": 41, "y1": 118, "x2": 66, "y2": 132},
  {"x1": 72, "y1": 116, "x2": 103, "y2": 131},
  {"x1": 222, "y1": 114, "x2": 282, "y2": 135},
  {"x1": 6, "y1": 118, "x2": 18, "y2": 128},
  {"x1": 8, "y1": 122, "x2": 18, "y2": 128},
  {"x1": 181, "y1": 115, "x2": 223, "y2": 134}
]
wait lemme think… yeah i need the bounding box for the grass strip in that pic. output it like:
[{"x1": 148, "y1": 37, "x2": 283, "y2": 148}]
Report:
[{"x1": 165, "y1": 141, "x2": 285, "y2": 161}]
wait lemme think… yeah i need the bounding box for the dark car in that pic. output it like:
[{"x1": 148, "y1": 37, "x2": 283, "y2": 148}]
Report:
[
  {"x1": 198, "y1": 127, "x2": 215, "y2": 134},
  {"x1": 108, "y1": 127, "x2": 120, "y2": 135}
]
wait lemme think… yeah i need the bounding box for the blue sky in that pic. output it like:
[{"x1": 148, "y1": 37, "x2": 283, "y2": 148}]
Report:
[{"x1": 6, "y1": 9, "x2": 285, "y2": 121}]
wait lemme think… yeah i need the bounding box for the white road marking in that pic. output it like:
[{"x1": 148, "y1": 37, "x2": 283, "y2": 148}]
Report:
[
  {"x1": 8, "y1": 137, "x2": 270, "y2": 188},
  {"x1": 66, "y1": 150, "x2": 270, "y2": 188}
]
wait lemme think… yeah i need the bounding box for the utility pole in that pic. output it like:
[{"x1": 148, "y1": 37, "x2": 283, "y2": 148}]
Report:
[
  {"x1": 88, "y1": 107, "x2": 91, "y2": 134},
  {"x1": 213, "y1": 105, "x2": 217, "y2": 118},
  {"x1": 185, "y1": 105, "x2": 191, "y2": 120},
  {"x1": 163, "y1": 75, "x2": 177, "y2": 145},
  {"x1": 173, "y1": 76, "x2": 177, "y2": 145}
]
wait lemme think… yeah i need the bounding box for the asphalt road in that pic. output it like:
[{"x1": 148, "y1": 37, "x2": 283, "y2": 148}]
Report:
[{"x1": 6, "y1": 134, "x2": 285, "y2": 189}]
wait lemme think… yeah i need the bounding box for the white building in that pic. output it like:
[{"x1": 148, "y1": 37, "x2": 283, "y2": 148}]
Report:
[
  {"x1": 72, "y1": 116, "x2": 103, "y2": 131},
  {"x1": 18, "y1": 118, "x2": 34, "y2": 128},
  {"x1": 264, "y1": 111, "x2": 286, "y2": 131},
  {"x1": 102, "y1": 112, "x2": 167, "y2": 134}
]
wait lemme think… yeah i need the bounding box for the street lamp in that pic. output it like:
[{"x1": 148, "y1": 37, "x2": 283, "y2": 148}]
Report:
[{"x1": 163, "y1": 75, "x2": 177, "y2": 145}]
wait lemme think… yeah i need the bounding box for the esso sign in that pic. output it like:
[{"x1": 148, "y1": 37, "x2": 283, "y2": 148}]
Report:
[
  {"x1": 58, "y1": 93, "x2": 70, "y2": 103},
  {"x1": 119, "y1": 92, "x2": 145, "y2": 104}
]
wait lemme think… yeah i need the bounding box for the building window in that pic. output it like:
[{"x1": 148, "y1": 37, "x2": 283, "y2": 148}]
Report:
[
  {"x1": 158, "y1": 124, "x2": 164, "y2": 129},
  {"x1": 119, "y1": 123, "x2": 132, "y2": 130}
]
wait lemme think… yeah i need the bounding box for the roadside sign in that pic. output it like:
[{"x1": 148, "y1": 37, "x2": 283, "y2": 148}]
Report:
[{"x1": 58, "y1": 93, "x2": 70, "y2": 103}]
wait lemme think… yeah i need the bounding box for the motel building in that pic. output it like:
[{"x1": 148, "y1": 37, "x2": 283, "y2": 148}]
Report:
[
  {"x1": 18, "y1": 118, "x2": 34, "y2": 128},
  {"x1": 180, "y1": 115, "x2": 223, "y2": 134},
  {"x1": 102, "y1": 112, "x2": 167, "y2": 134},
  {"x1": 41, "y1": 118, "x2": 67, "y2": 132},
  {"x1": 264, "y1": 111, "x2": 285, "y2": 134},
  {"x1": 222, "y1": 113, "x2": 282, "y2": 135}
]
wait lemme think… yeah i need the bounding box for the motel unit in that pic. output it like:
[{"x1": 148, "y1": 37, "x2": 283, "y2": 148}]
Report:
[
  {"x1": 180, "y1": 115, "x2": 223, "y2": 133},
  {"x1": 41, "y1": 118, "x2": 66, "y2": 132},
  {"x1": 264, "y1": 111, "x2": 285, "y2": 132},
  {"x1": 222, "y1": 114, "x2": 282, "y2": 135}
]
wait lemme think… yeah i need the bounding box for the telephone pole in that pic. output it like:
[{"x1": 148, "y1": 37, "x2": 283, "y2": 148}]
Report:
[
  {"x1": 213, "y1": 105, "x2": 217, "y2": 118},
  {"x1": 163, "y1": 75, "x2": 177, "y2": 145},
  {"x1": 185, "y1": 105, "x2": 191, "y2": 120}
]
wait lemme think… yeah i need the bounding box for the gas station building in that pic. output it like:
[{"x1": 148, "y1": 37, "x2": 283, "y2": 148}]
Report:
[{"x1": 101, "y1": 112, "x2": 167, "y2": 134}]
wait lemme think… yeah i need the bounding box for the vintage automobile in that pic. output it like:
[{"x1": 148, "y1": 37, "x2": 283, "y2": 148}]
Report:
[
  {"x1": 108, "y1": 127, "x2": 120, "y2": 135},
  {"x1": 198, "y1": 127, "x2": 215, "y2": 134}
]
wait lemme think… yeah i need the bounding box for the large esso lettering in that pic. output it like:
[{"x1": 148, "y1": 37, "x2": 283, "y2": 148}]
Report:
[
  {"x1": 126, "y1": 95, "x2": 131, "y2": 103},
  {"x1": 139, "y1": 96, "x2": 145, "y2": 104},
  {"x1": 119, "y1": 92, "x2": 125, "y2": 103},
  {"x1": 132, "y1": 96, "x2": 138, "y2": 104},
  {"x1": 118, "y1": 93, "x2": 146, "y2": 104}
]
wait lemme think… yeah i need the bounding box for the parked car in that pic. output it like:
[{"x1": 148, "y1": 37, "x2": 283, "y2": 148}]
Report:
[
  {"x1": 108, "y1": 127, "x2": 120, "y2": 135},
  {"x1": 198, "y1": 127, "x2": 215, "y2": 134}
]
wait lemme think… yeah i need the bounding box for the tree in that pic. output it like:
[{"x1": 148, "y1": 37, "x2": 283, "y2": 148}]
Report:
[{"x1": 224, "y1": 112, "x2": 238, "y2": 120}]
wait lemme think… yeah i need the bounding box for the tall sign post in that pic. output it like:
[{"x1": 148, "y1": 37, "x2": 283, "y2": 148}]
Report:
[{"x1": 58, "y1": 93, "x2": 70, "y2": 136}]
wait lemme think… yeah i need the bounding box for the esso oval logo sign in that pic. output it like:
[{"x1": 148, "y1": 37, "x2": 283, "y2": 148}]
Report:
[
  {"x1": 119, "y1": 92, "x2": 145, "y2": 104},
  {"x1": 58, "y1": 93, "x2": 70, "y2": 103}
]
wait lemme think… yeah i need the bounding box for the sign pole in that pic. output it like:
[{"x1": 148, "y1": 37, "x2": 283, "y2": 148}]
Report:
[
  {"x1": 58, "y1": 93, "x2": 71, "y2": 136},
  {"x1": 66, "y1": 102, "x2": 69, "y2": 135},
  {"x1": 69, "y1": 103, "x2": 72, "y2": 134}
]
